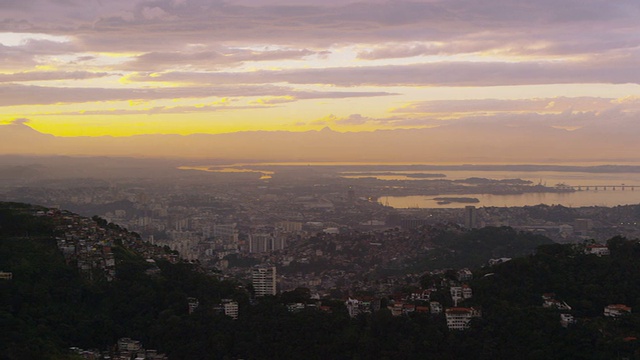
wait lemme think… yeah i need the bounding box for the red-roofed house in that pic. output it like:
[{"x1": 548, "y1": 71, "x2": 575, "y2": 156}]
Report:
[{"x1": 604, "y1": 304, "x2": 631, "y2": 317}]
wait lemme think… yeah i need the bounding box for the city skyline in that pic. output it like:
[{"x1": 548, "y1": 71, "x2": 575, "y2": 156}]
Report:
[{"x1": 1, "y1": 0, "x2": 639, "y2": 162}]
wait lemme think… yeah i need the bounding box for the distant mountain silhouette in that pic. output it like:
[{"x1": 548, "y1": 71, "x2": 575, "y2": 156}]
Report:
[{"x1": 1, "y1": 120, "x2": 639, "y2": 163}]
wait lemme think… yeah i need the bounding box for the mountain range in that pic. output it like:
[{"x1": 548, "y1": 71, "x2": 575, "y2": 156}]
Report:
[{"x1": 2, "y1": 121, "x2": 639, "y2": 164}]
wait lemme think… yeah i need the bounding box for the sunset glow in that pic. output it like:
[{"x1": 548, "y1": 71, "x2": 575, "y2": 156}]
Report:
[{"x1": 1, "y1": 0, "x2": 639, "y2": 162}]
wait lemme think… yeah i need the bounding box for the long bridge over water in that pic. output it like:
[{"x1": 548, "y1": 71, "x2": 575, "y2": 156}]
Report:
[{"x1": 556, "y1": 185, "x2": 637, "y2": 191}]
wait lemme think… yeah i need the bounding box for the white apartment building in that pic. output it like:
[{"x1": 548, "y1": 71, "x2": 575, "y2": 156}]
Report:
[
  {"x1": 252, "y1": 265, "x2": 277, "y2": 296},
  {"x1": 445, "y1": 307, "x2": 481, "y2": 330}
]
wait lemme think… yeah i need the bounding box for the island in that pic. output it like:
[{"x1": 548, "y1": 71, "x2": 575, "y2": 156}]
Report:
[{"x1": 433, "y1": 197, "x2": 481, "y2": 205}]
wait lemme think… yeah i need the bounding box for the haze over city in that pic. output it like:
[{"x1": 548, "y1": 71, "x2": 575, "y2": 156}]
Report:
[
  {"x1": 6, "y1": 2, "x2": 640, "y2": 359},
  {"x1": 1, "y1": 0, "x2": 639, "y2": 163}
]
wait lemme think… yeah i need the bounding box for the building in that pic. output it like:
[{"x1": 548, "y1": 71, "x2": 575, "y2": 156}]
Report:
[
  {"x1": 488, "y1": 257, "x2": 512, "y2": 266},
  {"x1": 252, "y1": 265, "x2": 277, "y2": 296},
  {"x1": 117, "y1": 338, "x2": 142, "y2": 352},
  {"x1": 464, "y1": 206, "x2": 477, "y2": 229},
  {"x1": 0, "y1": 271, "x2": 12, "y2": 280},
  {"x1": 451, "y1": 285, "x2": 472, "y2": 306},
  {"x1": 457, "y1": 268, "x2": 473, "y2": 281},
  {"x1": 604, "y1": 304, "x2": 632, "y2": 317},
  {"x1": 249, "y1": 233, "x2": 269, "y2": 253},
  {"x1": 221, "y1": 299, "x2": 239, "y2": 319},
  {"x1": 585, "y1": 244, "x2": 610, "y2": 256},
  {"x1": 249, "y1": 233, "x2": 286, "y2": 253},
  {"x1": 462, "y1": 285, "x2": 473, "y2": 299},
  {"x1": 346, "y1": 298, "x2": 368, "y2": 317},
  {"x1": 430, "y1": 301, "x2": 443, "y2": 314},
  {"x1": 542, "y1": 294, "x2": 571, "y2": 310},
  {"x1": 445, "y1": 307, "x2": 481, "y2": 330},
  {"x1": 451, "y1": 286, "x2": 463, "y2": 304},
  {"x1": 213, "y1": 223, "x2": 238, "y2": 240},
  {"x1": 276, "y1": 221, "x2": 303, "y2": 234},
  {"x1": 187, "y1": 297, "x2": 199, "y2": 314},
  {"x1": 410, "y1": 289, "x2": 431, "y2": 302},
  {"x1": 560, "y1": 313, "x2": 575, "y2": 328}
]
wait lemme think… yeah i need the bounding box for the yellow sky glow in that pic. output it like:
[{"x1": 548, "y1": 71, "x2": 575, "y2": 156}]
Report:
[{"x1": 0, "y1": 1, "x2": 639, "y2": 164}]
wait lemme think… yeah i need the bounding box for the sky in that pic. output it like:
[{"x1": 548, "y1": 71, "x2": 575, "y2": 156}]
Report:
[{"x1": 1, "y1": 0, "x2": 640, "y2": 162}]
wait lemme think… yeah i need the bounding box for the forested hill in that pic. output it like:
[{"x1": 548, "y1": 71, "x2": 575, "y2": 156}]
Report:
[
  {"x1": 0, "y1": 203, "x2": 247, "y2": 359},
  {"x1": 461, "y1": 238, "x2": 640, "y2": 358},
  {"x1": 2, "y1": 202, "x2": 640, "y2": 359}
]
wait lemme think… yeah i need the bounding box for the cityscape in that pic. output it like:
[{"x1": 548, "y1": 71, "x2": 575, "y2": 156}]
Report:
[
  {"x1": 2, "y1": 0, "x2": 640, "y2": 359},
  {"x1": 3, "y1": 159, "x2": 640, "y2": 358}
]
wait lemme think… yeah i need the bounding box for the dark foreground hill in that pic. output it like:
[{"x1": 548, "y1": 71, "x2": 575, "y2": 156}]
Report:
[{"x1": 1, "y1": 202, "x2": 640, "y2": 359}]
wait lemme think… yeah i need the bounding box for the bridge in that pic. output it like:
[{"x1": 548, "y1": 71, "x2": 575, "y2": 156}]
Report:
[{"x1": 569, "y1": 185, "x2": 636, "y2": 191}]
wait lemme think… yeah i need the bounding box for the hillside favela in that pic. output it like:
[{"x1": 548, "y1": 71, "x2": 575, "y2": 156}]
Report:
[{"x1": 2, "y1": 1, "x2": 640, "y2": 359}]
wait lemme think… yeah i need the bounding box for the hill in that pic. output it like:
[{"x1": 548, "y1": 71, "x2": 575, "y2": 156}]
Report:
[{"x1": 1, "y1": 202, "x2": 640, "y2": 359}]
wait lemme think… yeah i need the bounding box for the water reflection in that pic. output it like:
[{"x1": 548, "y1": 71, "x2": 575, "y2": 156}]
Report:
[
  {"x1": 178, "y1": 166, "x2": 274, "y2": 180},
  {"x1": 383, "y1": 190, "x2": 640, "y2": 209}
]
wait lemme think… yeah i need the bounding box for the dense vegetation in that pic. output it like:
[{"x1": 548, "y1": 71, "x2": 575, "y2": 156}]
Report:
[
  {"x1": 457, "y1": 238, "x2": 640, "y2": 359},
  {"x1": 416, "y1": 225, "x2": 554, "y2": 269},
  {"x1": 1, "y1": 203, "x2": 640, "y2": 359}
]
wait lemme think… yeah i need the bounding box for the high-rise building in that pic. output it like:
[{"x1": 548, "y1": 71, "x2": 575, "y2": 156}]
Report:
[
  {"x1": 252, "y1": 265, "x2": 277, "y2": 297},
  {"x1": 464, "y1": 206, "x2": 477, "y2": 229},
  {"x1": 213, "y1": 223, "x2": 239, "y2": 242},
  {"x1": 276, "y1": 221, "x2": 303, "y2": 234},
  {"x1": 249, "y1": 233, "x2": 270, "y2": 253},
  {"x1": 249, "y1": 233, "x2": 286, "y2": 253}
]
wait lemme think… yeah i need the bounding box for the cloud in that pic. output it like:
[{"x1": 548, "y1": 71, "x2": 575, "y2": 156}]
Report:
[
  {"x1": 0, "y1": 0, "x2": 639, "y2": 153},
  {"x1": 42, "y1": 103, "x2": 267, "y2": 116},
  {"x1": 334, "y1": 114, "x2": 374, "y2": 126},
  {"x1": 392, "y1": 97, "x2": 617, "y2": 115},
  {"x1": 1, "y1": 0, "x2": 637, "y2": 57},
  {"x1": 1, "y1": 118, "x2": 31, "y2": 126},
  {"x1": 0, "y1": 71, "x2": 111, "y2": 82},
  {"x1": 357, "y1": 43, "x2": 441, "y2": 60},
  {"x1": 130, "y1": 57, "x2": 640, "y2": 87},
  {"x1": 308, "y1": 113, "x2": 440, "y2": 129},
  {"x1": 0, "y1": 83, "x2": 394, "y2": 106},
  {"x1": 302, "y1": 96, "x2": 640, "y2": 133},
  {"x1": 121, "y1": 47, "x2": 318, "y2": 71}
]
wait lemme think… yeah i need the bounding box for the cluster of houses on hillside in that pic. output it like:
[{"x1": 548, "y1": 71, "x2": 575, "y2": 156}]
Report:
[
  {"x1": 43, "y1": 209, "x2": 177, "y2": 282},
  {"x1": 343, "y1": 267, "x2": 480, "y2": 330},
  {"x1": 70, "y1": 337, "x2": 168, "y2": 360}
]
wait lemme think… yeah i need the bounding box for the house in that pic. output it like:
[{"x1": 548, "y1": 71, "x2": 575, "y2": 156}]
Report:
[
  {"x1": 222, "y1": 299, "x2": 239, "y2": 319},
  {"x1": 488, "y1": 258, "x2": 512, "y2": 266},
  {"x1": 402, "y1": 303, "x2": 416, "y2": 315},
  {"x1": 462, "y1": 284, "x2": 473, "y2": 299},
  {"x1": 445, "y1": 307, "x2": 481, "y2": 330},
  {"x1": 542, "y1": 294, "x2": 571, "y2": 310},
  {"x1": 430, "y1": 301, "x2": 443, "y2": 314},
  {"x1": 388, "y1": 302, "x2": 404, "y2": 317},
  {"x1": 457, "y1": 268, "x2": 473, "y2": 281},
  {"x1": 187, "y1": 297, "x2": 199, "y2": 314},
  {"x1": 346, "y1": 298, "x2": 373, "y2": 317},
  {"x1": 287, "y1": 303, "x2": 305, "y2": 313},
  {"x1": 585, "y1": 244, "x2": 610, "y2": 256},
  {"x1": 410, "y1": 289, "x2": 431, "y2": 302},
  {"x1": 451, "y1": 286, "x2": 462, "y2": 301},
  {"x1": 604, "y1": 304, "x2": 631, "y2": 317},
  {"x1": 451, "y1": 285, "x2": 473, "y2": 305},
  {"x1": 560, "y1": 313, "x2": 575, "y2": 327},
  {"x1": 117, "y1": 338, "x2": 142, "y2": 352}
]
